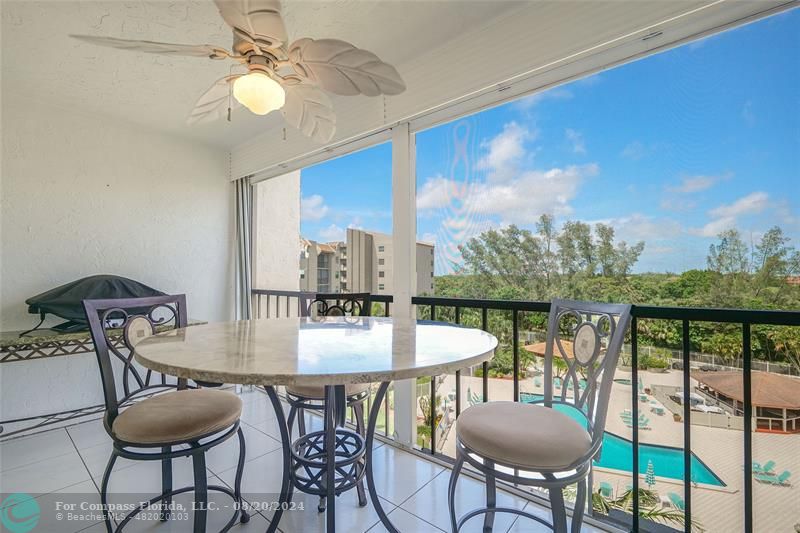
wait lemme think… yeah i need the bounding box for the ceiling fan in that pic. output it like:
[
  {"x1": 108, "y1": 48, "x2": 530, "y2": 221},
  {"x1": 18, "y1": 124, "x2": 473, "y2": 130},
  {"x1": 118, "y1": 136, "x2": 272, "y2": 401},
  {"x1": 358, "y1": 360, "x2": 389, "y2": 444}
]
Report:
[{"x1": 70, "y1": 0, "x2": 406, "y2": 143}]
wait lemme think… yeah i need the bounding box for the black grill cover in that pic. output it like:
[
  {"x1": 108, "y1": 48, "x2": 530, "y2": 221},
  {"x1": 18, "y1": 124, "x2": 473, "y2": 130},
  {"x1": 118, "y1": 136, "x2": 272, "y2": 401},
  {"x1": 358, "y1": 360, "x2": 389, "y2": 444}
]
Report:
[{"x1": 26, "y1": 275, "x2": 166, "y2": 324}]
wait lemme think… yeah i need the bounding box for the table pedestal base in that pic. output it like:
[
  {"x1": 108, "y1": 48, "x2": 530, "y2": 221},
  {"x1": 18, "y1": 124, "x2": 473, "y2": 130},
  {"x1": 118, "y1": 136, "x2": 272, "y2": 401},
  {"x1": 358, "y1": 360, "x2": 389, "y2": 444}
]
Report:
[
  {"x1": 263, "y1": 382, "x2": 398, "y2": 533},
  {"x1": 291, "y1": 427, "x2": 365, "y2": 497}
]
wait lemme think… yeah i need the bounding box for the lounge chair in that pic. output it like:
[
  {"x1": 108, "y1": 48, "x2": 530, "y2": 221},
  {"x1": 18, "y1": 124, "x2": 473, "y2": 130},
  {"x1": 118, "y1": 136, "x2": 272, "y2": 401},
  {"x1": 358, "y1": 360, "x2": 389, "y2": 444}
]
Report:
[
  {"x1": 756, "y1": 470, "x2": 791, "y2": 486},
  {"x1": 553, "y1": 377, "x2": 562, "y2": 389},
  {"x1": 534, "y1": 377, "x2": 542, "y2": 388},
  {"x1": 621, "y1": 412, "x2": 647, "y2": 422},
  {"x1": 667, "y1": 492, "x2": 685, "y2": 511},
  {"x1": 623, "y1": 414, "x2": 651, "y2": 429},
  {"x1": 466, "y1": 387, "x2": 482, "y2": 407},
  {"x1": 752, "y1": 460, "x2": 776, "y2": 474},
  {"x1": 773, "y1": 471, "x2": 792, "y2": 486},
  {"x1": 599, "y1": 481, "x2": 613, "y2": 498}
]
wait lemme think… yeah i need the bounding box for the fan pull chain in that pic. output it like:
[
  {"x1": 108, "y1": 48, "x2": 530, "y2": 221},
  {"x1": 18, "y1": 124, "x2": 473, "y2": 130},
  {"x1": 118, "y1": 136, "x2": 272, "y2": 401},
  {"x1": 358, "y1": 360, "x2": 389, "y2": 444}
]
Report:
[{"x1": 227, "y1": 66, "x2": 234, "y2": 122}]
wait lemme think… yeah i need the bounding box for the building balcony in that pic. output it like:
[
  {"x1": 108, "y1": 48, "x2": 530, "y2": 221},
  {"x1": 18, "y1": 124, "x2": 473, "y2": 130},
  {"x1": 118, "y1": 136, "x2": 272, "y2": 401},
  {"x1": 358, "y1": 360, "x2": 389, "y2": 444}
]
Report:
[{"x1": 250, "y1": 289, "x2": 800, "y2": 533}]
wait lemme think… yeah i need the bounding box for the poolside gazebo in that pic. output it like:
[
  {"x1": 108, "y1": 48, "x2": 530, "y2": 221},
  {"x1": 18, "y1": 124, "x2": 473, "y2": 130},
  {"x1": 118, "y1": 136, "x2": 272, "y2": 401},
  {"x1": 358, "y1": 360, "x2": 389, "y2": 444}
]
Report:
[
  {"x1": 693, "y1": 371, "x2": 800, "y2": 433},
  {"x1": 524, "y1": 341, "x2": 574, "y2": 359}
]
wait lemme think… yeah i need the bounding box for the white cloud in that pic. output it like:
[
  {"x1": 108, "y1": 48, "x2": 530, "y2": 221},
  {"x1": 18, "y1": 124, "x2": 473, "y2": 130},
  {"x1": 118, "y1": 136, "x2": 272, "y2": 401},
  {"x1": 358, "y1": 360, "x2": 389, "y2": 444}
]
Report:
[
  {"x1": 689, "y1": 191, "x2": 770, "y2": 237},
  {"x1": 709, "y1": 191, "x2": 769, "y2": 218},
  {"x1": 513, "y1": 88, "x2": 573, "y2": 112},
  {"x1": 318, "y1": 223, "x2": 344, "y2": 241},
  {"x1": 473, "y1": 164, "x2": 598, "y2": 223},
  {"x1": 417, "y1": 122, "x2": 598, "y2": 227},
  {"x1": 667, "y1": 173, "x2": 730, "y2": 194},
  {"x1": 691, "y1": 216, "x2": 737, "y2": 238},
  {"x1": 607, "y1": 213, "x2": 684, "y2": 242},
  {"x1": 420, "y1": 232, "x2": 438, "y2": 245},
  {"x1": 565, "y1": 128, "x2": 586, "y2": 155},
  {"x1": 417, "y1": 164, "x2": 598, "y2": 226},
  {"x1": 476, "y1": 122, "x2": 534, "y2": 182},
  {"x1": 416, "y1": 174, "x2": 453, "y2": 210},
  {"x1": 301, "y1": 194, "x2": 329, "y2": 221},
  {"x1": 318, "y1": 219, "x2": 363, "y2": 242},
  {"x1": 660, "y1": 198, "x2": 698, "y2": 212},
  {"x1": 621, "y1": 141, "x2": 647, "y2": 160}
]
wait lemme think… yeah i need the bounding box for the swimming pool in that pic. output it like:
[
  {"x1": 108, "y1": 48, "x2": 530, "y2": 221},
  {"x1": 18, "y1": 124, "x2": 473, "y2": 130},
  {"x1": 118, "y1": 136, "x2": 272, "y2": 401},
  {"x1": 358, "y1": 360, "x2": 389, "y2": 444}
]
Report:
[{"x1": 519, "y1": 392, "x2": 725, "y2": 486}]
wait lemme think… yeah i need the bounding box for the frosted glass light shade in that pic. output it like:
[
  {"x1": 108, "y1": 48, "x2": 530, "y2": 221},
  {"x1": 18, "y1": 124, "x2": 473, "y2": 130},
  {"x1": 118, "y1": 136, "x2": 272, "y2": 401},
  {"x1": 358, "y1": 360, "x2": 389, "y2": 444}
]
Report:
[{"x1": 233, "y1": 72, "x2": 286, "y2": 115}]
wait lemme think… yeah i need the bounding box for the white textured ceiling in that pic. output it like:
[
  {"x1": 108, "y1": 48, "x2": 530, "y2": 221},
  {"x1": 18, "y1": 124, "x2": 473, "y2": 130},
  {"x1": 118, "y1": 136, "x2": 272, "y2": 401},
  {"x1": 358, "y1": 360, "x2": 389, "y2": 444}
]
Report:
[{"x1": 1, "y1": 0, "x2": 522, "y2": 148}]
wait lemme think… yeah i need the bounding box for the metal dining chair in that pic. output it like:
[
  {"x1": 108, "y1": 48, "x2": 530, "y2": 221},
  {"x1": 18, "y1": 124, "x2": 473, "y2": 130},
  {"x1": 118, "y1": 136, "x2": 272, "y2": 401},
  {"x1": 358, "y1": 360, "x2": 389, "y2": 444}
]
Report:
[
  {"x1": 286, "y1": 292, "x2": 373, "y2": 509},
  {"x1": 83, "y1": 295, "x2": 248, "y2": 533},
  {"x1": 448, "y1": 299, "x2": 632, "y2": 533}
]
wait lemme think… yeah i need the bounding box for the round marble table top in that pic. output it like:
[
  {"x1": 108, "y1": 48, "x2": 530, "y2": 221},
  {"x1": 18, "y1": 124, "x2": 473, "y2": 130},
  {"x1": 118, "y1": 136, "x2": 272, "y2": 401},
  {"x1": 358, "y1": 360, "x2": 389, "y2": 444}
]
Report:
[{"x1": 134, "y1": 317, "x2": 498, "y2": 386}]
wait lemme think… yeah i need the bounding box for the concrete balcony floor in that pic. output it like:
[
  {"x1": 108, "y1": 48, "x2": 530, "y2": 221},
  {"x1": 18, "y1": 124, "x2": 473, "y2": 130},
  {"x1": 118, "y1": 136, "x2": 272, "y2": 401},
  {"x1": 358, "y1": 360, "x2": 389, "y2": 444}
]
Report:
[{"x1": 0, "y1": 387, "x2": 610, "y2": 533}]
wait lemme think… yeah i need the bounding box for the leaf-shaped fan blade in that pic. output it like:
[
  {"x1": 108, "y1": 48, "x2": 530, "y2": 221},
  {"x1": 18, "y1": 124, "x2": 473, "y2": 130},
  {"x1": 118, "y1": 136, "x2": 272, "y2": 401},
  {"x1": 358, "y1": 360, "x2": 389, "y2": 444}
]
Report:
[
  {"x1": 70, "y1": 35, "x2": 229, "y2": 59},
  {"x1": 214, "y1": 0, "x2": 287, "y2": 47},
  {"x1": 187, "y1": 76, "x2": 242, "y2": 124},
  {"x1": 281, "y1": 85, "x2": 336, "y2": 143},
  {"x1": 288, "y1": 38, "x2": 406, "y2": 97}
]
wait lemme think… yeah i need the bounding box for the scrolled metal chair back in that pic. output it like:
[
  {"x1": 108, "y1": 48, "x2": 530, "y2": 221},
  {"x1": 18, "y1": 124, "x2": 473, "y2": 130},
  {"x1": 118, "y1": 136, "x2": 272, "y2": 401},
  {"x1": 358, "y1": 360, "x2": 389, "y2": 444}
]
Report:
[
  {"x1": 83, "y1": 295, "x2": 188, "y2": 429},
  {"x1": 300, "y1": 292, "x2": 372, "y2": 318},
  {"x1": 543, "y1": 299, "x2": 631, "y2": 450}
]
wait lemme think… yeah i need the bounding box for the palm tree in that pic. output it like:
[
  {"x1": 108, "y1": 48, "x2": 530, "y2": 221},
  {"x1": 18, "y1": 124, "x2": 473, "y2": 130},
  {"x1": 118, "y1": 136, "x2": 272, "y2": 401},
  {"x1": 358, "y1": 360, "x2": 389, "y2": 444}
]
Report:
[
  {"x1": 564, "y1": 485, "x2": 704, "y2": 532},
  {"x1": 607, "y1": 488, "x2": 698, "y2": 530}
]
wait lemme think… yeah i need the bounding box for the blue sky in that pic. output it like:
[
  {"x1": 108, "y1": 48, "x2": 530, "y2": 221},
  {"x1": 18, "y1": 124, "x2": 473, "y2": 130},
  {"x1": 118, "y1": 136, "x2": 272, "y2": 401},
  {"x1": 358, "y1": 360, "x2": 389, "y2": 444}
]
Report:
[{"x1": 301, "y1": 9, "x2": 799, "y2": 275}]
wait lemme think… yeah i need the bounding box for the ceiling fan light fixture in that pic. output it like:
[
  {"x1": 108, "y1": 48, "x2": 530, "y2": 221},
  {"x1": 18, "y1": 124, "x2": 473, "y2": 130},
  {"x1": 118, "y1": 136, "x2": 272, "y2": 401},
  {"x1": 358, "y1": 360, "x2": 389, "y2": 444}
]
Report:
[{"x1": 233, "y1": 72, "x2": 285, "y2": 115}]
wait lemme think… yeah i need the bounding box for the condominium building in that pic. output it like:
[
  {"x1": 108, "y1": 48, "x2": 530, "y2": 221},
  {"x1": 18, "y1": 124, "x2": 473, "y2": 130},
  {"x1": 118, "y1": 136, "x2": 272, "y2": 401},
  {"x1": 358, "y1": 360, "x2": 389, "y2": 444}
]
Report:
[
  {"x1": 299, "y1": 229, "x2": 434, "y2": 296},
  {"x1": 299, "y1": 239, "x2": 347, "y2": 293}
]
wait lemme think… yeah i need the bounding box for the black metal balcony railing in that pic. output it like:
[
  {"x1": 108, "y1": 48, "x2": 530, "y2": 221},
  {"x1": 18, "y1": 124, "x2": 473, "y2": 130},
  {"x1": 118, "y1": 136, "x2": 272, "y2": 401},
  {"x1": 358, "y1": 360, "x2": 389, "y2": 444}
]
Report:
[
  {"x1": 252, "y1": 289, "x2": 800, "y2": 533},
  {"x1": 252, "y1": 289, "x2": 393, "y2": 319}
]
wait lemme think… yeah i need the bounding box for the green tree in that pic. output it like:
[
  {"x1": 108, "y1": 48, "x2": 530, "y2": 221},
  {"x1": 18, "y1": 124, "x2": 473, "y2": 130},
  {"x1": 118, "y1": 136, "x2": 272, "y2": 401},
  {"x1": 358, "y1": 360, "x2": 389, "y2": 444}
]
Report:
[
  {"x1": 707, "y1": 229, "x2": 749, "y2": 274},
  {"x1": 458, "y1": 225, "x2": 543, "y2": 298},
  {"x1": 458, "y1": 218, "x2": 645, "y2": 300},
  {"x1": 752, "y1": 226, "x2": 799, "y2": 303},
  {"x1": 596, "y1": 223, "x2": 617, "y2": 276},
  {"x1": 433, "y1": 222, "x2": 800, "y2": 367},
  {"x1": 537, "y1": 214, "x2": 559, "y2": 293},
  {"x1": 557, "y1": 221, "x2": 595, "y2": 276}
]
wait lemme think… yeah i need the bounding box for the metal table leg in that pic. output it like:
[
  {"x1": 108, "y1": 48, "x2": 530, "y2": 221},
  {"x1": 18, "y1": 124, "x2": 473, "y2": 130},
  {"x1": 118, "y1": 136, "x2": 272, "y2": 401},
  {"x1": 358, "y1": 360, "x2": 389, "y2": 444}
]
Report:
[
  {"x1": 266, "y1": 384, "x2": 374, "y2": 533},
  {"x1": 264, "y1": 386, "x2": 294, "y2": 533},
  {"x1": 365, "y1": 381, "x2": 399, "y2": 533}
]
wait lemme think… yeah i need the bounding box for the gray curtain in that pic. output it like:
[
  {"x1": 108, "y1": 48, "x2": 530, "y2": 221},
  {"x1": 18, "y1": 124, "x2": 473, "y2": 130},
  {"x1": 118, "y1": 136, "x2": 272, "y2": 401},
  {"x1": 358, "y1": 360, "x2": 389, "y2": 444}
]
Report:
[{"x1": 234, "y1": 176, "x2": 253, "y2": 320}]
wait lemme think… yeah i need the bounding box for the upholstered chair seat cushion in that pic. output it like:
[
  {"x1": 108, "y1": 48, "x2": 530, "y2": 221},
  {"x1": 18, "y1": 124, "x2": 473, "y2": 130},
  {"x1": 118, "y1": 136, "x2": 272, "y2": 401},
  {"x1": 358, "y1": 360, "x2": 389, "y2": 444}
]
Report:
[
  {"x1": 286, "y1": 382, "x2": 370, "y2": 399},
  {"x1": 113, "y1": 389, "x2": 242, "y2": 445},
  {"x1": 456, "y1": 401, "x2": 592, "y2": 470}
]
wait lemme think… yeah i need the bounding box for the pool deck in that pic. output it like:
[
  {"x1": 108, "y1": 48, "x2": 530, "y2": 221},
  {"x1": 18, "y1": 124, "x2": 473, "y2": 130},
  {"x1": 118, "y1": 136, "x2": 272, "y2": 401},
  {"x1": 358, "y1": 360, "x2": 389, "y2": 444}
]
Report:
[{"x1": 435, "y1": 369, "x2": 799, "y2": 532}]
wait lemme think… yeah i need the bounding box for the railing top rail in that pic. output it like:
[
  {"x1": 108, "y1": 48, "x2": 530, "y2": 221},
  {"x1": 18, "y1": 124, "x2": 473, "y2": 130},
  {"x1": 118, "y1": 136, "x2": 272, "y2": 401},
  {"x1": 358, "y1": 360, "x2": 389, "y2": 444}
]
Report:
[
  {"x1": 253, "y1": 290, "x2": 800, "y2": 326},
  {"x1": 632, "y1": 305, "x2": 800, "y2": 325},
  {"x1": 411, "y1": 296, "x2": 800, "y2": 326},
  {"x1": 252, "y1": 289, "x2": 315, "y2": 297},
  {"x1": 252, "y1": 288, "x2": 393, "y2": 303},
  {"x1": 412, "y1": 296, "x2": 551, "y2": 313}
]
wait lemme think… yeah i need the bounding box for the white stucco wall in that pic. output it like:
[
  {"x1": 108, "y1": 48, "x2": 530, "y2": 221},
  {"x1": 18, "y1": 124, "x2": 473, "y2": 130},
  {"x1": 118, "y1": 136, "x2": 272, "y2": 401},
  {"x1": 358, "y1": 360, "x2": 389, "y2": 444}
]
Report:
[
  {"x1": 0, "y1": 93, "x2": 234, "y2": 419},
  {"x1": 253, "y1": 171, "x2": 301, "y2": 317}
]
